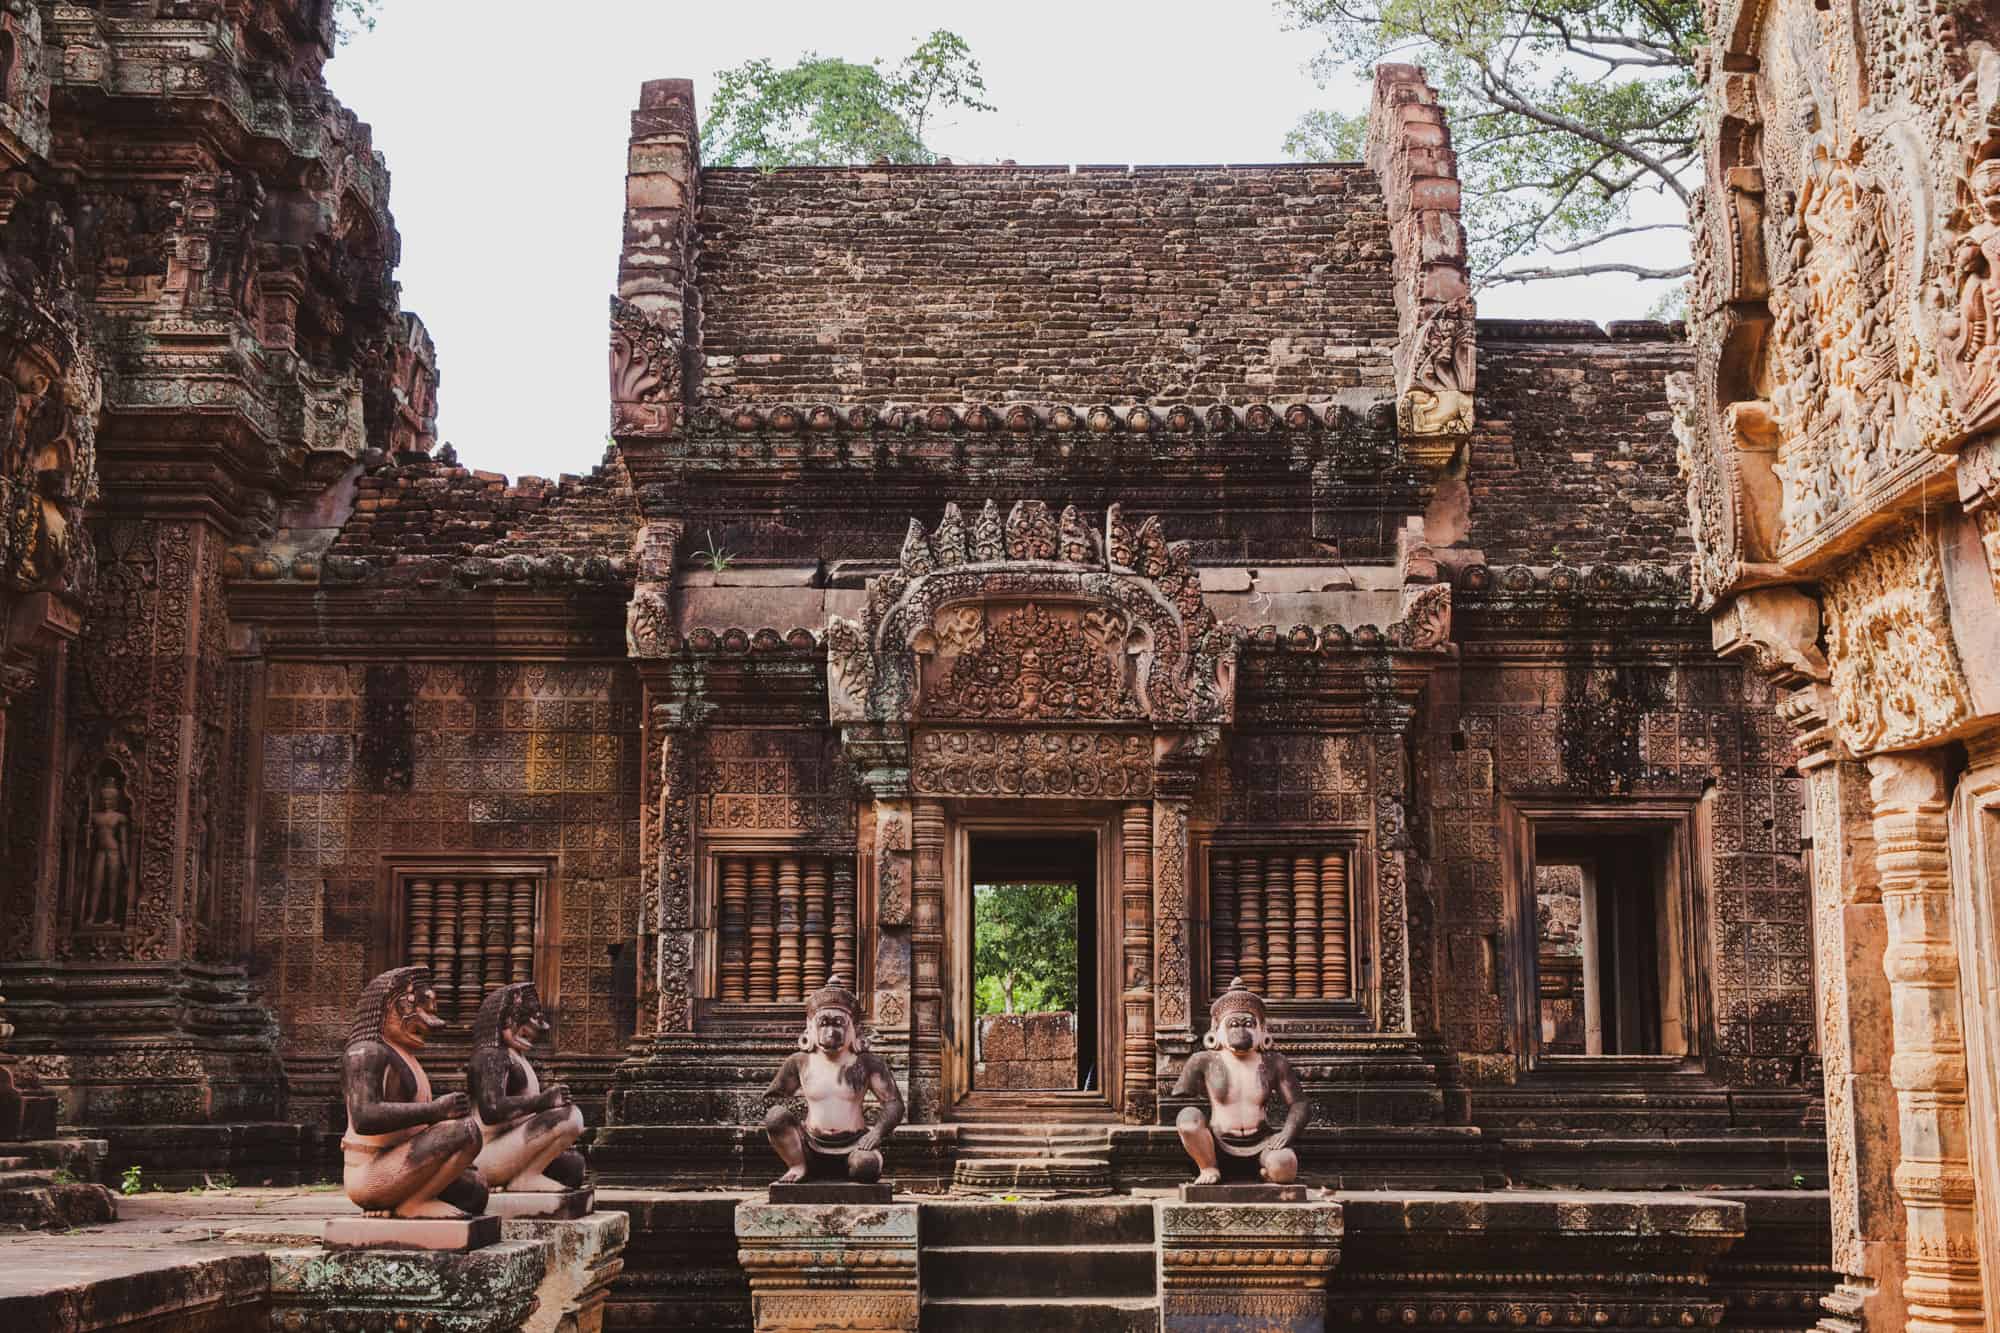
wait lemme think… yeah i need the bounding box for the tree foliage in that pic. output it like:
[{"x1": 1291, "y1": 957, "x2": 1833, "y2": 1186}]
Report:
[
  {"x1": 332, "y1": 0, "x2": 380, "y2": 44},
  {"x1": 973, "y1": 882, "x2": 1078, "y2": 1017},
  {"x1": 702, "y1": 30, "x2": 994, "y2": 169},
  {"x1": 1279, "y1": 0, "x2": 1702, "y2": 288}
]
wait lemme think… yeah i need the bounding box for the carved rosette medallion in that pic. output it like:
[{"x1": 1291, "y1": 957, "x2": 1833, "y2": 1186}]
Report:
[{"x1": 1821, "y1": 523, "x2": 1972, "y2": 755}]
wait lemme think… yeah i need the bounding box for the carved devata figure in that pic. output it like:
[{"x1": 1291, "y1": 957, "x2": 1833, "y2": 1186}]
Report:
[
  {"x1": 1173, "y1": 979, "x2": 1310, "y2": 1187},
  {"x1": 467, "y1": 982, "x2": 588, "y2": 1206},
  {"x1": 340, "y1": 966, "x2": 489, "y2": 1220},
  {"x1": 762, "y1": 974, "x2": 904, "y2": 1187},
  {"x1": 1945, "y1": 158, "x2": 2000, "y2": 436},
  {"x1": 80, "y1": 769, "x2": 132, "y2": 928}
]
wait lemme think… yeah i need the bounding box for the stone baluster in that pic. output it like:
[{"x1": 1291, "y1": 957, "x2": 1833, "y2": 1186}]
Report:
[
  {"x1": 1321, "y1": 851, "x2": 1349, "y2": 998},
  {"x1": 719, "y1": 855, "x2": 749, "y2": 1002},
  {"x1": 831, "y1": 855, "x2": 857, "y2": 985},
  {"x1": 803, "y1": 856, "x2": 830, "y2": 992},
  {"x1": 1293, "y1": 851, "x2": 1320, "y2": 1000},
  {"x1": 1210, "y1": 852, "x2": 1238, "y2": 993},
  {"x1": 1265, "y1": 852, "x2": 1293, "y2": 999},
  {"x1": 1237, "y1": 854, "x2": 1264, "y2": 991},
  {"x1": 776, "y1": 855, "x2": 803, "y2": 1002},
  {"x1": 749, "y1": 857, "x2": 777, "y2": 1003},
  {"x1": 434, "y1": 880, "x2": 458, "y2": 1016},
  {"x1": 484, "y1": 878, "x2": 509, "y2": 1000},
  {"x1": 510, "y1": 878, "x2": 534, "y2": 984},
  {"x1": 407, "y1": 879, "x2": 434, "y2": 975},
  {"x1": 1869, "y1": 752, "x2": 1987, "y2": 1330},
  {"x1": 459, "y1": 878, "x2": 485, "y2": 1016}
]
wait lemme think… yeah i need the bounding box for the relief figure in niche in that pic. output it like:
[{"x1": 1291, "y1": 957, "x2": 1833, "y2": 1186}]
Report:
[
  {"x1": 81, "y1": 769, "x2": 132, "y2": 927},
  {"x1": 762, "y1": 974, "x2": 904, "y2": 1184},
  {"x1": 1173, "y1": 979, "x2": 1309, "y2": 1185},
  {"x1": 1946, "y1": 158, "x2": 2000, "y2": 435}
]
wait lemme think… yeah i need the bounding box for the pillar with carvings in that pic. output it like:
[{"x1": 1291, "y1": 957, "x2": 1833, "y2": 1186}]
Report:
[
  {"x1": 1869, "y1": 751, "x2": 1985, "y2": 1330},
  {"x1": 1119, "y1": 802, "x2": 1155, "y2": 1123}
]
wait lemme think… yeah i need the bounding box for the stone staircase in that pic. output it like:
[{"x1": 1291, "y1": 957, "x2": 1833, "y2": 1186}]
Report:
[
  {"x1": 0, "y1": 1140, "x2": 117, "y2": 1231},
  {"x1": 920, "y1": 1199, "x2": 1159, "y2": 1332},
  {"x1": 950, "y1": 1122, "x2": 1114, "y2": 1196}
]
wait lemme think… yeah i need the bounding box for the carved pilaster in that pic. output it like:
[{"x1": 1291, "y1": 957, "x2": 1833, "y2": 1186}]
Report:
[
  {"x1": 1948, "y1": 733, "x2": 2000, "y2": 1323},
  {"x1": 1120, "y1": 801, "x2": 1155, "y2": 1124},
  {"x1": 909, "y1": 799, "x2": 946, "y2": 1121},
  {"x1": 1868, "y1": 751, "x2": 1986, "y2": 1330}
]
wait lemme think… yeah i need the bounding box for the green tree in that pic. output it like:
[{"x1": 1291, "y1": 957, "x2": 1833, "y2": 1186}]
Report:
[
  {"x1": 702, "y1": 30, "x2": 995, "y2": 169},
  {"x1": 333, "y1": 0, "x2": 380, "y2": 43},
  {"x1": 973, "y1": 882, "x2": 1078, "y2": 1017},
  {"x1": 1280, "y1": 0, "x2": 1702, "y2": 289}
]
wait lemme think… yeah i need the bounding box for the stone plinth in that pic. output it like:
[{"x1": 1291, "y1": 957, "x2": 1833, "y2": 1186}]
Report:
[
  {"x1": 1158, "y1": 1198, "x2": 1344, "y2": 1332},
  {"x1": 502, "y1": 1210, "x2": 628, "y2": 1333},
  {"x1": 266, "y1": 1238, "x2": 549, "y2": 1332},
  {"x1": 1329, "y1": 1191, "x2": 1746, "y2": 1330},
  {"x1": 324, "y1": 1212, "x2": 502, "y2": 1252},
  {"x1": 488, "y1": 1187, "x2": 596, "y2": 1220},
  {"x1": 734, "y1": 1200, "x2": 919, "y2": 1332}
]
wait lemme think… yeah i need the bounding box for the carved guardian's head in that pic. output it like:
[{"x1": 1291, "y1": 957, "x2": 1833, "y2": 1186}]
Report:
[
  {"x1": 799, "y1": 973, "x2": 866, "y2": 1055},
  {"x1": 1204, "y1": 977, "x2": 1271, "y2": 1053},
  {"x1": 351, "y1": 965, "x2": 445, "y2": 1051},
  {"x1": 474, "y1": 981, "x2": 550, "y2": 1055},
  {"x1": 1976, "y1": 159, "x2": 2000, "y2": 222}
]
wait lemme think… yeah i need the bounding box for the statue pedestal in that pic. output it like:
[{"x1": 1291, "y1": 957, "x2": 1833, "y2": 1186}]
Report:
[
  {"x1": 767, "y1": 1180, "x2": 893, "y2": 1204},
  {"x1": 488, "y1": 1186, "x2": 595, "y2": 1220},
  {"x1": 1179, "y1": 1182, "x2": 1311, "y2": 1203},
  {"x1": 323, "y1": 1212, "x2": 502, "y2": 1252},
  {"x1": 734, "y1": 1200, "x2": 919, "y2": 1332},
  {"x1": 1157, "y1": 1198, "x2": 1344, "y2": 1333},
  {"x1": 502, "y1": 1210, "x2": 628, "y2": 1333},
  {"x1": 268, "y1": 1236, "x2": 548, "y2": 1332}
]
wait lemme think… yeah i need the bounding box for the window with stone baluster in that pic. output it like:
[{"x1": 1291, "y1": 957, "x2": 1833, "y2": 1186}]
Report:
[
  {"x1": 1201, "y1": 838, "x2": 1369, "y2": 1017},
  {"x1": 385, "y1": 861, "x2": 556, "y2": 1026},
  {"x1": 700, "y1": 847, "x2": 860, "y2": 1018}
]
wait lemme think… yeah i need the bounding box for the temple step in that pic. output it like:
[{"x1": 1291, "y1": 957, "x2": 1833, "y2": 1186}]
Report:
[
  {"x1": 950, "y1": 1156, "x2": 1113, "y2": 1196},
  {"x1": 920, "y1": 1200, "x2": 1158, "y2": 1331},
  {"x1": 924, "y1": 1199, "x2": 1156, "y2": 1248},
  {"x1": 920, "y1": 1296, "x2": 1159, "y2": 1333},
  {"x1": 955, "y1": 1123, "x2": 1112, "y2": 1162}
]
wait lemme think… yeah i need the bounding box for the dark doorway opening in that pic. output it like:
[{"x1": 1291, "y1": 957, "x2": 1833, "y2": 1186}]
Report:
[
  {"x1": 968, "y1": 834, "x2": 1097, "y2": 1092},
  {"x1": 1534, "y1": 828, "x2": 1679, "y2": 1056}
]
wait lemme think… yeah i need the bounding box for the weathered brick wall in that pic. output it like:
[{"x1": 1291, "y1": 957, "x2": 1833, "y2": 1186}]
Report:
[
  {"x1": 253, "y1": 661, "x2": 643, "y2": 1124},
  {"x1": 1468, "y1": 320, "x2": 1693, "y2": 565},
  {"x1": 1430, "y1": 646, "x2": 1810, "y2": 1095},
  {"x1": 694, "y1": 164, "x2": 1398, "y2": 403}
]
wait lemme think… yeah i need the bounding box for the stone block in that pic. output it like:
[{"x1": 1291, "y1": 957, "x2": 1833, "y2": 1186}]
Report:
[
  {"x1": 323, "y1": 1212, "x2": 502, "y2": 1252},
  {"x1": 768, "y1": 1180, "x2": 893, "y2": 1203},
  {"x1": 734, "y1": 1200, "x2": 919, "y2": 1331},
  {"x1": 487, "y1": 1187, "x2": 595, "y2": 1220},
  {"x1": 502, "y1": 1210, "x2": 629, "y2": 1333},
  {"x1": 266, "y1": 1237, "x2": 548, "y2": 1332},
  {"x1": 1158, "y1": 1199, "x2": 1343, "y2": 1332}
]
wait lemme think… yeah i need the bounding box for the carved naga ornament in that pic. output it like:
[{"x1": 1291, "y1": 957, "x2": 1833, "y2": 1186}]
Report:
[{"x1": 825, "y1": 500, "x2": 1238, "y2": 728}]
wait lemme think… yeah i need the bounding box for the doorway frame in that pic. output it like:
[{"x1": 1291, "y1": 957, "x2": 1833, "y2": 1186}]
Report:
[{"x1": 944, "y1": 802, "x2": 1123, "y2": 1118}]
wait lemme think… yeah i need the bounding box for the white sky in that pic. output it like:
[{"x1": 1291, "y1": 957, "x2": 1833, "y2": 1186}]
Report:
[{"x1": 326, "y1": 2, "x2": 1678, "y2": 483}]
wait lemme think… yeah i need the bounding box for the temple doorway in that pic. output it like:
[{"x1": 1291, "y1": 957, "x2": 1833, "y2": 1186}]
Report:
[{"x1": 965, "y1": 833, "x2": 1099, "y2": 1096}]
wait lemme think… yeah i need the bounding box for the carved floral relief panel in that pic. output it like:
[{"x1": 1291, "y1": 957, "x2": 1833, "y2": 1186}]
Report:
[
  {"x1": 254, "y1": 663, "x2": 642, "y2": 1067},
  {"x1": 1428, "y1": 659, "x2": 1807, "y2": 1090},
  {"x1": 1820, "y1": 522, "x2": 1973, "y2": 755}
]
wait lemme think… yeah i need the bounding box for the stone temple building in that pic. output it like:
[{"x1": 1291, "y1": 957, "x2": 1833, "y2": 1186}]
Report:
[{"x1": 3, "y1": 0, "x2": 1972, "y2": 1327}]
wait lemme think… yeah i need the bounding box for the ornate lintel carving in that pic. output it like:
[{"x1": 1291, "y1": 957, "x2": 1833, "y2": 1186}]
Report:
[
  {"x1": 826, "y1": 500, "x2": 1239, "y2": 733},
  {"x1": 1822, "y1": 523, "x2": 1974, "y2": 757}
]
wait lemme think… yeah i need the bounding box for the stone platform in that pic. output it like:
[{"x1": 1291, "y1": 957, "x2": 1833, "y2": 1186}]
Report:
[
  {"x1": 0, "y1": 1186, "x2": 628, "y2": 1333},
  {"x1": 735, "y1": 1199, "x2": 920, "y2": 1331}
]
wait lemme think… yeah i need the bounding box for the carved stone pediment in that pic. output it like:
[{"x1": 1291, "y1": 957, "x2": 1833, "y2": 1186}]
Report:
[{"x1": 826, "y1": 500, "x2": 1237, "y2": 729}]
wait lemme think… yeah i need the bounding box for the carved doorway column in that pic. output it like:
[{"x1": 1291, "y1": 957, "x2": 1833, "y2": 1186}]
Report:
[
  {"x1": 1948, "y1": 735, "x2": 2000, "y2": 1322},
  {"x1": 1869, "y1": 751, "x2": 1986, "y2": 1330},
  {"x1": 1120, "y1": 801, "x2": 1155, "y2": 1122}
]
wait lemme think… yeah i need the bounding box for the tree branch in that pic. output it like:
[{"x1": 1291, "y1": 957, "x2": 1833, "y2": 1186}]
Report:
[{"x1": 1487, "y1": 260, "x2": 1693, "y2": 283}]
